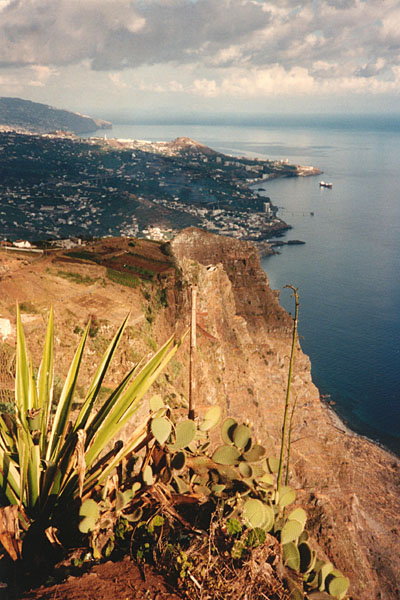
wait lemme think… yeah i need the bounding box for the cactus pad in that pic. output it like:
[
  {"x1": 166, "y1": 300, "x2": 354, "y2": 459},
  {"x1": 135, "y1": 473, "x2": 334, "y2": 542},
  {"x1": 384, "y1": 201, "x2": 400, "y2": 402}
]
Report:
[
  {"x1": 278, "y1": 485, "x2": 296, "y2": 507},
  {"x1": 169, "y1": 419, "x2": 196, "y2": 450},
  {"x1": 199, "y1": 405, "x2": 221, "y2": 431},
  {"x1": 298, "y1": 541, "x2": 313, "y2": 573},
  {"x1": 78, "y1": 498, "x2": 100, "y2": 534},
  {"x1": 233, "y1": 424, "x2": 251, "y2": 449},
  {"x1": 151, "y1": 416, "x2": 172, "y2": 445},
  {"x1": 171, "y1": 451, "x2": 186, "y2": 471},
  {"x1": 221, "y1": 417, "x2": 237, "y2": 444},
  {"x1": 212, "y1": 445, "x2": 241, "y2": 465},
  {"x1": 288, "y1": 507, "x2": 307, "y2": 527},
  {"x1": 327, "y1": 575, "x2": 350, "y2": 599},
  {"x1": 242, "y1": 498, "x2": 274, "y2": 530},
  {"x1": 283, "y1": 541, "x2": 300, "y2": 571},
  {"x1": 149, "y1": 395, "x2": 165, "y2": 412},
  {"x1": 143, "y1": 464, "x2": 154, "y2": 486},
  {"x1": 239, "y1": 462, "x2": 253, "y2": 478},
  {"x1": 281, "y1": 518, "x2": 304, "y2": 545},
  {"x1": 243, "y1": 444, "x2": 266, "y2": 462},
  {"x1": 267, "y1": 456, "x2": 280, "y2": 473}
]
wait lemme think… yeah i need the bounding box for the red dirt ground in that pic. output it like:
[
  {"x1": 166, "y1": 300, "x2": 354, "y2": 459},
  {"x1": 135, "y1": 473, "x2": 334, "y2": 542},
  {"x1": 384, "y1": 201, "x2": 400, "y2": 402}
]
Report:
[{"x1": 14, "y1": 557, "x2": 182, "y2": 600}]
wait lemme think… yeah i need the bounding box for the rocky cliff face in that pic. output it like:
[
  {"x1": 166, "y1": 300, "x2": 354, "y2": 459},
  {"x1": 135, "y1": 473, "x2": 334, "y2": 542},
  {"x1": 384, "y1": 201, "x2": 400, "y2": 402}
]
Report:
[
  {"x1": 0, "y1": 230, "x2": 398, "y2": 599},
  {"x1": 169, "y1": 228, "x2": 400, "y2": 600}
]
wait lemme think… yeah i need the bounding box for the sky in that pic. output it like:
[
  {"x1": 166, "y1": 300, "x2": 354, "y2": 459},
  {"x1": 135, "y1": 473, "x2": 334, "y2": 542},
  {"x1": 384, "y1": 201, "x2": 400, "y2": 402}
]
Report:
[{"x1": 0, "y1": 0, "x2": 399, "y2": 120}]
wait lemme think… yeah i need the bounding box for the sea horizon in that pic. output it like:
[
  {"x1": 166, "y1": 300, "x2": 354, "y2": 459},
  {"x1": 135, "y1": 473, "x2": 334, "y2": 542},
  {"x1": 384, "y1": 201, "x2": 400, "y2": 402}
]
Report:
[{"x1": 97, "y1": 111, "x2": 400, "y2": 134}]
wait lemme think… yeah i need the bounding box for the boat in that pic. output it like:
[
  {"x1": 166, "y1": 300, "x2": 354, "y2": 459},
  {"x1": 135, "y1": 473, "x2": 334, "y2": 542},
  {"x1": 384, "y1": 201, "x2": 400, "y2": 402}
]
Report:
[{"x1": 320, "y1": 181, "x2": 333, "y2": 188}]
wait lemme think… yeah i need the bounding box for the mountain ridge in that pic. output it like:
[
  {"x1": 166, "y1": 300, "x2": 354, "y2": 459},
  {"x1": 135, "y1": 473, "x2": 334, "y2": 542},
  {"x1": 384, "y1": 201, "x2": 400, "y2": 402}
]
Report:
[{"x1": 0, "y1": 97, "x2": 111, "y2": 134}]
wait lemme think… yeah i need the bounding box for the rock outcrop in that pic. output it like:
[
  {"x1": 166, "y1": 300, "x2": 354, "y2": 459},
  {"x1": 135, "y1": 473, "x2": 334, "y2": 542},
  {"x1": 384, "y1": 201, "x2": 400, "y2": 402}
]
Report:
[{"x1": 170, "y1": 228, "x2": 400, "y2": 600}]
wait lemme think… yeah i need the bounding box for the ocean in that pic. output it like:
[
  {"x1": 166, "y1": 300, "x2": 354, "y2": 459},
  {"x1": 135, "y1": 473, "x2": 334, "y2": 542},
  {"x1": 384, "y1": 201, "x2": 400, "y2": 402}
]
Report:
[{"x1": 95, "y1": 116, "x2": 400, "y2": 456}]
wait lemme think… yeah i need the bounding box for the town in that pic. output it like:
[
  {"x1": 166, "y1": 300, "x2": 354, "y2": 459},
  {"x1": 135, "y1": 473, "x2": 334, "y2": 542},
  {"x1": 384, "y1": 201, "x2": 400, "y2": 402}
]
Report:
[{"x1": 0, "y1": 130, "x2": 320, "y2": 253}]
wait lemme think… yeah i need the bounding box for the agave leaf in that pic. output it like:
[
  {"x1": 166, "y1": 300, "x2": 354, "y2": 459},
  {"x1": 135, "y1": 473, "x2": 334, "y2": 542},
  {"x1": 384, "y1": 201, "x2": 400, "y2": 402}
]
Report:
[
  {"x1": 82, "y1": 418, "x2": 150, "y2": 495},
  {"x1": 0, "y1": 450, "x2": 20, "y2": 505},
  {"x1": 85, "y1": 333, "x2": 185, "y2": 468},
  {"x1": 27, "y1": 444, "x2": 40, "y2": 509},
  {"x1": 15, "y1": 306, "x2": 30, "y2": 418},
  {"x1": 74, "y1": 314, "x2": 130, "y2": 431},
  {"x1": 28, "y1": 361, "x2": 38, "y2": 415},
  {"x1": 46, "y1": 322, "x2": 90, "y2": 462},
  {"x1": 83, "y1": 364, "x2": 139, "y2": 447},
  {"x1": 87, "y1": 335, "x2": 177, "y2": 441},
  {"x1": 16, "y1": 425, "x2": 29, "y2": 507},
  {"x1": 37, "y1": 307, "x2": 54, "y2": 450}
]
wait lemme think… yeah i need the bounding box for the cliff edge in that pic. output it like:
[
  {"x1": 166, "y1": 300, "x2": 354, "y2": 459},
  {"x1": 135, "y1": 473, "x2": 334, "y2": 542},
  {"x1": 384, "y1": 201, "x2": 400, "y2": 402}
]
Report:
[{"x1": 170, "y1": 228, "x2": 400, "y2": 599}]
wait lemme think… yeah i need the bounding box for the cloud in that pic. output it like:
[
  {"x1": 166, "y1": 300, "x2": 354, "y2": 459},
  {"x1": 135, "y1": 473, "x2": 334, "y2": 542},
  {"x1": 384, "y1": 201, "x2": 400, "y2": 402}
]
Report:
[
  {"x1": 0, "y1": 0, "x2": 268, "y2": 70},
  {"x1": 109, "y1": 73, "x2": 129, "y2": 89},
  {"x1": 184, "y1": 64, "x2": 400, "y2": 98},
  {"x1": 0, "y1": 0, "x2": 400, "y2": 103},
  {"x1": 191, "y1": 78, "x2": 219, "y2": 97}
]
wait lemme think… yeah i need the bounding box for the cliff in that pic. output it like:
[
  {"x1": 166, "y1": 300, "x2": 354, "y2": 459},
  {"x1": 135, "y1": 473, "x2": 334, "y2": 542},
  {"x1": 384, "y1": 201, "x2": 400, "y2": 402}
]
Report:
[
  {"x1": 170, "y1": 229, "x2": 400, "y2": 599},
  {"x1": 0, "y1": 97, "x2": 111, "y2": 134},
  {"x1": 0, "y1": 230, "x2": 398, "y2": 598}
]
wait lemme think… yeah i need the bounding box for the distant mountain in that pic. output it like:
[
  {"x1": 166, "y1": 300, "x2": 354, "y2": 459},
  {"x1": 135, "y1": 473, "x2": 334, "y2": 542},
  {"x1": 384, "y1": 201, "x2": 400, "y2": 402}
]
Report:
[{"x1": 0, "y1": 97, "x2": 112, "y2": 134}]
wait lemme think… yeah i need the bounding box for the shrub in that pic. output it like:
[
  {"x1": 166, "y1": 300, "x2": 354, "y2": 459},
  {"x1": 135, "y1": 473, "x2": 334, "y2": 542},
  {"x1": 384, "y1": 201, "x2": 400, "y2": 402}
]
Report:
[{"x1": 0, "y1": 307, "x2": 186, "y2": 561}]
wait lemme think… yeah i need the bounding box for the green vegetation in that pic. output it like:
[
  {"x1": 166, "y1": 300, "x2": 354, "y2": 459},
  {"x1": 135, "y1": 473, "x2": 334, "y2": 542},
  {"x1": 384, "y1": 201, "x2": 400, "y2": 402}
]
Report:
[
  {"x1": 0, "y1": 307, "x2": 185, "y2": 564},
  {"x1": 127, "y1": 250, "x2": 170, "y2": 264},
  {"x1": 65, "y1": 250, "x2": 100, "y2": 262},
  {"x1": 18, "y1": 301, "x2": 39, "y2": 313},
  {"x1": 8, "y1": 301, "x2": 39, "y2": 314},
  {"x1": 55, "y1": 270, "x2": 100, "y2": 285},
  {"x1": 106, "y1": 268, "x2": 139, "y2": 288},
  {"x1": 73, "y1": 401, "x2": 349, "y2": 599},
  {"x1": 0, "y1": 296, "x2": 349, "y2": 600},
  {"x1": 123, "y1": 262, "x2": 155, "y2": 280}
]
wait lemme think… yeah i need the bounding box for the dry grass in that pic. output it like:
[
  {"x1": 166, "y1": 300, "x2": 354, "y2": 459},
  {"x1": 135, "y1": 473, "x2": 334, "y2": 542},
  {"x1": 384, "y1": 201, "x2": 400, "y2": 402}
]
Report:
[{"x1": 154, "y1": 509, "x2": 294, "y2": 600}]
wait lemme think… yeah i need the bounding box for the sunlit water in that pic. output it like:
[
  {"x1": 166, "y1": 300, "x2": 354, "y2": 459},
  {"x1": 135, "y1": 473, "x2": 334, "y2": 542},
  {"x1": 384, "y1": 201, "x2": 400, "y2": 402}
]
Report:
[{"x1": 93, "y1": 117, "x2": 400, "y2": 455}]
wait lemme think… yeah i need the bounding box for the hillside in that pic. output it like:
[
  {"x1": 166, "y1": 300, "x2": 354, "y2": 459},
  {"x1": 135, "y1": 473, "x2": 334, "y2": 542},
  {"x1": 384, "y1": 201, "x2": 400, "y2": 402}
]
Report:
[
  {"x1": 0, "y1": 231, "x2": 399, "y2": 599},
  {"x1": 0, "y1": 97, "x2": 111, "y2": 134}
]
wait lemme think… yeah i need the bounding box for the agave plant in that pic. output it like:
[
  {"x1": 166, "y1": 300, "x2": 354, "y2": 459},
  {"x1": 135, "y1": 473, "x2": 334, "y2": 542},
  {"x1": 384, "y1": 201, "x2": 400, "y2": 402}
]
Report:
[{"x1": 0, "y1": 306, "x2": 186, "y2": 559}]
